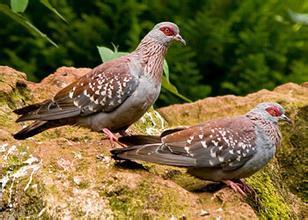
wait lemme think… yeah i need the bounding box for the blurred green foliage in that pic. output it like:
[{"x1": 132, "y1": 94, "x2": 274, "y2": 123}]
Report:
[{"x1": 0, "y1": 0, "x2": 307, "y2": 106}]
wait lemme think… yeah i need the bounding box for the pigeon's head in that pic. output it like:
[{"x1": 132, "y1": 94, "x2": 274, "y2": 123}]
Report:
[
  {"x1": 248, "y1": 102, "x2": 291, "y2": 124},
  {"x1": 146, "y1": 22, "x2": 186, "y2": 46}
]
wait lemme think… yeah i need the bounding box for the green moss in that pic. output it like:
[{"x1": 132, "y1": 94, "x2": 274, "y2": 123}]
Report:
[
  {"x1": 0, "y1": 143, "x2": 46, "y2": 218},
  {"x1": 246, "y1": 169, "x2": 291, "y2": 219},
  {"x1": 1, "y1": 168, "x2": 46, "y2": 218},
  {"x1": 0, "y1": 114, "x2": 13, "y2": 128},
  {"x1": 0, "y1": 144, "x2": 30, "y2": 175},
  {"x1": 167, "y1": 171, "x2": 209, "y2": 192},
  {"x1": 133, "y1": 107, "x2": 167, "y2": 134},
  {"x1": 0, "y1": 84, "x2": 32, "y2": 109},
  {"x1": 104, "y1": 177, "x2": 188, "y2": 218},
  {"x1": 14, "y1": 180, "x2": 46, "y2": 217},
  {"x1": 277, "y1": 106, "x2": 307, "y2": 201},
  {"x1": 142, "y1": 163, "x2": 208, "y2": 192}
]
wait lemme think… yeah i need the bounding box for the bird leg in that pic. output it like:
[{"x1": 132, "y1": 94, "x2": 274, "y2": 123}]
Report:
[
  {"x1": 236, "y1": 179, "x2": 259, "y2": 202},
  {"x1": 119, "y1": 130, "x2": 131, "y2": 137},
  {"x1": 236, "y1": 179, "x2": 254, "y2": 194},
  {"x1": 102, "y1": 128, "x2": 126, "y2": 147},
  {"x1": 222, "y1": 180, "x2": 246, "y2": 196}
]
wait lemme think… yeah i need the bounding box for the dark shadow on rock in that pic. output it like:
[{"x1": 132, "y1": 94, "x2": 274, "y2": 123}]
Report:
[
  {"x1": 113, "y1": 160, "x2": 147, "y2": 171},
  {"x1": 192, "y1": 182, "x2": 225, "y2": 193}
]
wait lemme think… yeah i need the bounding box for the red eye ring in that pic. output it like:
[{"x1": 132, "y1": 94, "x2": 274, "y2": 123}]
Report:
[
  {"x1": 266, "y1": 107, "x2": 281, "y2": 117},
  {"x1": 159, "y1": 26, "x2": 174, "y2": 36}
]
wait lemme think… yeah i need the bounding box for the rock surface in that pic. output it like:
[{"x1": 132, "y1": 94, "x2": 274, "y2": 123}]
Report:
[{"x1": 0, "y1": 66, "x2": 307, "y2": 219}]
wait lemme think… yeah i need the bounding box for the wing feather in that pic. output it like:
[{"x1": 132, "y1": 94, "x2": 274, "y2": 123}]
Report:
[
  {"x1": 16, "y1": 56, "x2": 140, "y2": 122},
  {"x1": 161, "y1": 117, "x2": 257, "y2": 169}
]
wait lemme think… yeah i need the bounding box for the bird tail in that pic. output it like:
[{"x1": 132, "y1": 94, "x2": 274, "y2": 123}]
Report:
[
  {"x1": 13, "y1": 118, "x2": 74, "y2": 140},
  {"x1": 111, "y1": 137, "x2": 196, "y2": 167},
  {"x1": 14, "y1": 103, "x2": 42, "y2": 115},
  {"x1": 117, "y1": 127, "x2": 187, "y2": 146},
  {"x1": 118, "y1": 135, "x2": 161, "y2": 146},
  {"x1": 13, "y1": 100, "x2": 50, "y2": 122},
  {"x1": 111, "y1": 143, "x2": 162, "y2": 161},
  {"x1": 13, "y1": 120, "x2": 51, "y2": 140}
]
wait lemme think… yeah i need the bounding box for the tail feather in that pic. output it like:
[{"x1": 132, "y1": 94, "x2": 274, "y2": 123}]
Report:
[
  {"x1": 13, "y1": 118, "x2": 75, "y2": 140},
  {"x1": 14, "y1": 100, "x2": 50, "y2": 122},
  {"x1": 118, "y1": 135, "x2": 161, "y2": 146},
  {"x1": 14, "y1": 102, "x2": 45, "y2": 115},
  {"x1": 118, "y1": 128, "x2": 188, "y2": 147},
  {"x1": 13, "y1": 121, "x2": 50, "y2": 140},
  {"x1": 160, "y1": 127, "x2": 187, "y2": 137},
  {"x1": 111, "y1": 143, "x2": 196, "y2": 167}
]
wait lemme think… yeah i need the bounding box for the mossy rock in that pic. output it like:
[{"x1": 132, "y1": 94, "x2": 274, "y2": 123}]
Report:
[{"x1": 0, "y1": 66, "x2": 306, "y2": 218}]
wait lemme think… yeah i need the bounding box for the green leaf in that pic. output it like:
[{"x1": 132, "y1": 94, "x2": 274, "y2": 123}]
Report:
[
  {"x1": 97, "y1": 46, "x2": 129, "y2": 62},
  {"x1": 40, "y1": 0, "x2": 68, "y2": 23},
  {"x1": 163, "y1": 59, "x2": 170, "y2": 82},
  {"x1": 0, "y1": 4, "x2": 58, "y2": 47},
  {"x1": 97, "y1": 46, "x2": 116, "y2": 62},
  {"x1": 162, "y1": 77, "x2": 192, "y2": 102},
  {"x1": 11, "y1": 0, "x2": 28, "y2": 13},
  {"x1": 97, "y1": 46, "x2": 191, "y2": 102},
  {"x1": 288, "y1": 10, "x2": 308, "y2": 25}
]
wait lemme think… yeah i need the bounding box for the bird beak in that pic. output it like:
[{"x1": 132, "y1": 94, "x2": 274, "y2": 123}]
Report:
[
  {"x1": 174, "y1": 34, "x2": 186, "y2": 45},
  {"x1": 281, "y1": 114, "x2": 292, "y2": 124}
]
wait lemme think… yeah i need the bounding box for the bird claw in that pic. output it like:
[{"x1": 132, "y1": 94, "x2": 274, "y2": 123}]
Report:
[
  {"x1": 223, "y1": 180, "x2": 247, "y2": 196},
  {"x1": 102, "y1": 128, "x2": 127, "y2": 148},
  {"x1": 237, "y1": 179, "x2": 254, "y2": 194}
]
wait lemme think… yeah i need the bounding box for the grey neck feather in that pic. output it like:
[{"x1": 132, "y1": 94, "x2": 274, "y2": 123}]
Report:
[
  {"x1": 134, "y1": 36, "x2": 168, "y2": 82},
  {"x1": 246, "y1": 110, "x2": 279, "y2": 125},
  {"x1": 246, "y1": 110, "x2": 281, "y2": 146}
]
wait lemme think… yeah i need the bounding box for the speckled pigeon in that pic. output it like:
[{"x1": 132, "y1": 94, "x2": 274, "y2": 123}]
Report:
[
  {"x1": 111, "y1": 102, "x2": 291, "y2": 195},
  {"x1": 13, "y1": 22, "x2": 186, "y2": 140}
]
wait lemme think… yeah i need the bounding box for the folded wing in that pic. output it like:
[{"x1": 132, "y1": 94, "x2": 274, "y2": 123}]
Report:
[{"x1": 15, "y1": 57, "x2": 140, "y2": 122}]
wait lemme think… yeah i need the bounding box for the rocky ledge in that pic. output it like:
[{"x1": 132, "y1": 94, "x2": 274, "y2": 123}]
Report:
[{"x1": 0, "y1": 66, "x2": 307, "y2": 219}]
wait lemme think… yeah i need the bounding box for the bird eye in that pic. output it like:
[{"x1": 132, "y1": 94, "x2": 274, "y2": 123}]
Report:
[
  {"x1": 159, "y1": 26, "x2": 174, "y2": 36},
  {"x1": 266, "y1": 107, "x2": 281, "y2": 117}
]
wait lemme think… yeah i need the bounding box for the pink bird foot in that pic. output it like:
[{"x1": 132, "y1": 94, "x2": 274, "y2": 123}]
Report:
[
  {"x1": 102, "y1": 128, "x2": 127, "y2": 147},
  {"x1": 223, "y1": 180, "x2": 247, "y2": 196}
]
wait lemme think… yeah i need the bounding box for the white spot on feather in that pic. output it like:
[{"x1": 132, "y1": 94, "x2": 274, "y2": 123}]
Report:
[
  {"x1": 201, "y1": 141, "x2": 207, "y2": 148},
  {"x1": 69, "y1": 91, "x2": 74, "y2": 98},
  {"x1": 210, "y1": 148, "x2": 216, "y2": 158},
  {"x1": 211, "y1": 140, "x2": 219, "y2": 146},
  {"x1": 73, "y1": 100, "x2": 79, "y2": 107}
]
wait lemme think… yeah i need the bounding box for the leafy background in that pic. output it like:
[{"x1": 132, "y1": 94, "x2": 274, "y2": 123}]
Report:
[{"x1": 0, "y1": 0, "x2": 307, "y2": 106}]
